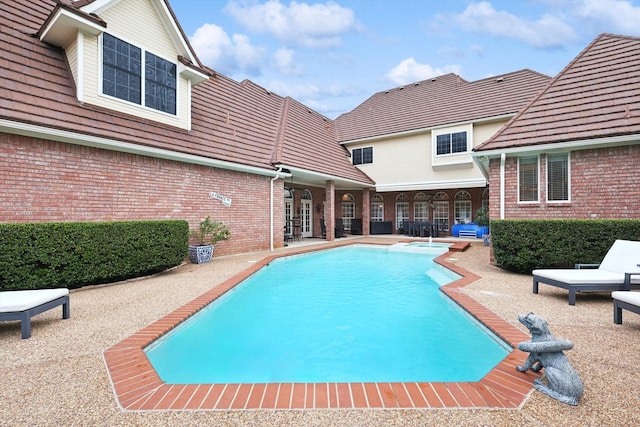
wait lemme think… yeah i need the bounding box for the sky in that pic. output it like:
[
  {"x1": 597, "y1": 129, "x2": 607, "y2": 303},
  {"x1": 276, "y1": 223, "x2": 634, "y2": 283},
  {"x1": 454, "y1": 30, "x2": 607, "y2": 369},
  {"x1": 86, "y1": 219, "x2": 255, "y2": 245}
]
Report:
[{"x1": 170, "y1": 0, "x2": 640, "y2": 119}]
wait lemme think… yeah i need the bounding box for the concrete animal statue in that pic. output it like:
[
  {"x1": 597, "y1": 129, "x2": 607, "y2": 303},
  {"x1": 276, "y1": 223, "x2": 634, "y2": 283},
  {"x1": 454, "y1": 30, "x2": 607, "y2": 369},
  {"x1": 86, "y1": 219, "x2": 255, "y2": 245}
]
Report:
[{"x1": 516, "y1": 312, "x2": 584, "y2": 406}]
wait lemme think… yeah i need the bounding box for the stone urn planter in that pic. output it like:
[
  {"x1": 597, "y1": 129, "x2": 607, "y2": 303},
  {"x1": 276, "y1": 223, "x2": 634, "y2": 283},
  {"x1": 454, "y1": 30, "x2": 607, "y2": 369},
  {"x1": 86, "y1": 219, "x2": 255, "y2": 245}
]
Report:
[{"x1": 189, "y1": 216, "x2": 231, "y2": 264}]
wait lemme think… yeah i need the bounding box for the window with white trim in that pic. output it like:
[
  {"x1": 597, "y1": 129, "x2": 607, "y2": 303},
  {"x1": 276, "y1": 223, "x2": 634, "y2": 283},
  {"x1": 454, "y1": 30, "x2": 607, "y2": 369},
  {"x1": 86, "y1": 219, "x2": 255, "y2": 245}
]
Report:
[
  {"x1": 371, "y1": 193, "x2": 384, "y2": 222},
  {"x1": 413, "y1": 193, "x2": 430, "y2": 222},
  {"x1": 395, "y1": 193, "x2": 409, "y2": 230},
  {"x1": 352, "y1": 147, "x2": 373, "y2": 165},
  {"x1": 341, "y1": 193, "x2": 355, "y2": 231},
  {"x1": 433, "y1": 192, "x2": 449, "y2": 231},
  {"x1": 518, "y1": 156, "x2": 539, "y2": 202},
  {"x1": 481, "y1": 187, "x2": 489, "y2": 211},
  {"x1": 102, "y1": 33, "x2": 176, "y2": 115},
  {"x1": 436, "y1": 131, "x2": 467, "y2": 155},
  {"x1": 547, "y1": 153, "x2": 569, "y2": 202},
  {"x1": 454, "y1": 191, "x2": 472, "y2": 224}
]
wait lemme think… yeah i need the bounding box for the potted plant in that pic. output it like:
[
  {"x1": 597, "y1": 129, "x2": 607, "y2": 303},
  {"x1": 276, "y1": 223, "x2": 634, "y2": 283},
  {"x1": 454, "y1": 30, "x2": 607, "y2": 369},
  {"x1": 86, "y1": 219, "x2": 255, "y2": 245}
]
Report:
[
  {"x1": 474, "y1": 207, "x2": 491, "y2": 246},
  {"x1": 188, "y1": 216, "x2": 231, "y2": 264}
]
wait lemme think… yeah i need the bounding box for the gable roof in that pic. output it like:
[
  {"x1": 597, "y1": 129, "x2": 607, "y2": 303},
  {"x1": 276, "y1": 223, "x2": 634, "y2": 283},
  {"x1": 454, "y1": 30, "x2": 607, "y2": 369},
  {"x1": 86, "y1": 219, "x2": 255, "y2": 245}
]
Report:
[
  {"x1": 334, "y1": 70, "x2": 551, "y2": 143},
  {"x1": 0, "y1": 0, "x2": 374, "y2": 188},
  {"x1": 476, "y1": 33, "x2": 640, "y2": 153}
]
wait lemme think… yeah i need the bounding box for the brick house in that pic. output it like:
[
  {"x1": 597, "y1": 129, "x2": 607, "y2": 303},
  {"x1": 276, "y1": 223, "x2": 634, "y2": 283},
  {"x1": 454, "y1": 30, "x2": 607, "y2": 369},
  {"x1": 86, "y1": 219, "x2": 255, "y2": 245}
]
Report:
[
  {"x1": 5, "y1": 0, "x2": 613, "y2": 257},
  {"x1": 334, "y1": 71, "x2": 550, "y2": 234},
  {"x1": 1, "y1": 0, "x2": 375, "y2": 255},
  {"x1": 473, "y1": 34, "x2": 640, "y2": 222}
]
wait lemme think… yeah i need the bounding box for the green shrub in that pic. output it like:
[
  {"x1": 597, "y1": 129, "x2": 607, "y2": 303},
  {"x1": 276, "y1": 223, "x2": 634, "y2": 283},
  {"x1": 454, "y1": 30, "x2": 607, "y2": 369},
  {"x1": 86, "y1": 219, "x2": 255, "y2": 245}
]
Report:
[
  {"x1": 491, "y1": 219, "x2": 640, "y2": 274},
  {"x1": 0, "y1": 220, "x2": 188, "y2": 290}
]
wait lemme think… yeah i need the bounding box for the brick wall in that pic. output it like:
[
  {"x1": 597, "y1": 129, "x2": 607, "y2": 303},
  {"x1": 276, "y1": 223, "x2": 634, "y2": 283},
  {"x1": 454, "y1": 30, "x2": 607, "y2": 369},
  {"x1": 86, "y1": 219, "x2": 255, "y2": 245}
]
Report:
[
  {"x1": 0, "y1": 133, "x2": 285, "y2": 255},
  {"x1": 488, "y1": 144, "x2": 640, "y2": 220}
]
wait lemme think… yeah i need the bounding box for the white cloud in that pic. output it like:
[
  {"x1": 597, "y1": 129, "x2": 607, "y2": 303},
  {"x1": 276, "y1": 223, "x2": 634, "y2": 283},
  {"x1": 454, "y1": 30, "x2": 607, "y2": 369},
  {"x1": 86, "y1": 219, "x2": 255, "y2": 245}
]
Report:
[
  {"x1": 225, "y1": 0, "x2": 360, "y2": 48},
  {"x1": 450, "y1": 1, "x2": 578, "y2": 48},
  {"x1": 189, "y1": 23, "x2": 266, "y2": 75},
  {"x1": 273, "y1": 47, "x2": 303, "y2": 75},
  {"x1": 386, "y1": 58, "x2": 462, "y2": 85},
  {"x1": 573, "y1": 0, "x2": 640, "y2": 35}
]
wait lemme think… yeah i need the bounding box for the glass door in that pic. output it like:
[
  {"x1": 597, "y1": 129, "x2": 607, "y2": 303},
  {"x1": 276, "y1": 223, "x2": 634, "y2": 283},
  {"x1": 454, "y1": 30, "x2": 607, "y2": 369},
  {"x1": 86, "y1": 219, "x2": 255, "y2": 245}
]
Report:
[{"x1": 301, "y1": 199, "x2": 312, "y2": 238}]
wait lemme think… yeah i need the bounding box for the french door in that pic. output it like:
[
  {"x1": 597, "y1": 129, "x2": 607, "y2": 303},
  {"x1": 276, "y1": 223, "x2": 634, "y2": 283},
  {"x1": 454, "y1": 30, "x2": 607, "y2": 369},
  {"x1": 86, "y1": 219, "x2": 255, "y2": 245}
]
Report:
[{"x1": 301, "y1": 199, "x2": 312, "y2": 238}]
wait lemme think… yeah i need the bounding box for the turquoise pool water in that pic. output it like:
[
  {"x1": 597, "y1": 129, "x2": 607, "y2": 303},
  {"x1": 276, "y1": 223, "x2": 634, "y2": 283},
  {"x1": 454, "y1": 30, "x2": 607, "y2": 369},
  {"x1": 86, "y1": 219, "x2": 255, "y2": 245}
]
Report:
[{"x1": 145, "y1": 245, "x2": 510, "y2": 384}]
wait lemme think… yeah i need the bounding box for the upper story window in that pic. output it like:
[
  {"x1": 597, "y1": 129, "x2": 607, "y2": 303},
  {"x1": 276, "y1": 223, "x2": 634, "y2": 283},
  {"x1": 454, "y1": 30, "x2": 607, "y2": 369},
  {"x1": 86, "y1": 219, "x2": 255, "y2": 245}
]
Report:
[
  {"x1": 352, "y1": 147, "x2": 373, "y2": 165},
  {"x1": 102, "y1": 34, "x2": 176, "y2": 115},
  {"x1": 436, "y1": 131, "x2": 467, "y2": 155},
  {"x1": 518, "y1": 156, "x2": 539, "y2": 202},
  {"x1": 103, "y1": 34, "x2": 141, "y2": 104},
  {"x1": 547, "y1": 153, "x2": 570, "y2": 202}
]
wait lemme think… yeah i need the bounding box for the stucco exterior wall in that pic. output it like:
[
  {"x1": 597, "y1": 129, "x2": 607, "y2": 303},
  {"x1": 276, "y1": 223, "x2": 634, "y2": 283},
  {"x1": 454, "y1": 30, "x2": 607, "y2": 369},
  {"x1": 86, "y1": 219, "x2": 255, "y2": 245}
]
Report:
[
  {"x1": 0, "y1": 133, "x2": 283, "y2": 255},
  {"x1": 350, "y1": 120, "x2": 502, "y2": 192},
  {"x1": 488, "y1": 144, "x2": 640, "y2": 220}
]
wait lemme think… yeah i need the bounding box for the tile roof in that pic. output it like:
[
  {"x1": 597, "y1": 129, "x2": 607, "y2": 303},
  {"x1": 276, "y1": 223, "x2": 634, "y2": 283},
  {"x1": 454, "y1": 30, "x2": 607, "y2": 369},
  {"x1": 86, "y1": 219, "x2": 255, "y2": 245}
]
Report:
[
  {"x1": 476, "y1": 33, "x2": 640, "y2": 152},
  {"x1": 0, "y1": 0, "x2": 374, "y2": 186},
  {"x1": 334, "y1": 70, "x2": 551, "y2": 143}
]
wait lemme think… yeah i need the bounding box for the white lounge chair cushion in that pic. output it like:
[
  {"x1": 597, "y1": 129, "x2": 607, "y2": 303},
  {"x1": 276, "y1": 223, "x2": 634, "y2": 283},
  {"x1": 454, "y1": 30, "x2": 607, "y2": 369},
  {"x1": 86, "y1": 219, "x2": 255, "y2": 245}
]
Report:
[
  {"x1": 599, "y1": 240, "x2": 640, "y2": 273},
  {"x1": 532, "y1": 268, "x2": 632, "y2": 285},
  {"x1": 612, "y1": 291, "x2": 640, "y2": 306},
  {"x1": 0, "y1": 289, "x2": 69, "y2": 313}
]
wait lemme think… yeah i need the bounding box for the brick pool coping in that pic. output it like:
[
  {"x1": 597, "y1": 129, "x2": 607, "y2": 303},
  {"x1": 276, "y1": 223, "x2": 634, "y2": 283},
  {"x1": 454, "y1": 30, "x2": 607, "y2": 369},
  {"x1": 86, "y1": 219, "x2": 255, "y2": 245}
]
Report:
[{"x1": 103, "y1": 240, "x2": 539, "y2": 411}]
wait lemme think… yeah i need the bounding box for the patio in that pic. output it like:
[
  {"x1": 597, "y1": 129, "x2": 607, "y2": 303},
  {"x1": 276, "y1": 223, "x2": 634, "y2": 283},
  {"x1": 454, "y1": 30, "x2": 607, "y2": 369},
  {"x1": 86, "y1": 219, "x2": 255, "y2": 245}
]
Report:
[{"x1": 1, "y1": 237, "x2": 638, "y2": 426}]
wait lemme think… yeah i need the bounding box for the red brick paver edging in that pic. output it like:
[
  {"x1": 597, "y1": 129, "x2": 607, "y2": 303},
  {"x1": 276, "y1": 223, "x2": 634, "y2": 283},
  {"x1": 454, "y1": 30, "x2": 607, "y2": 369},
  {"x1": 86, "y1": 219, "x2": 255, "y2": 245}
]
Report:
[{"x1": 103, "y1": 241, "x2": 539, "y2": 410}]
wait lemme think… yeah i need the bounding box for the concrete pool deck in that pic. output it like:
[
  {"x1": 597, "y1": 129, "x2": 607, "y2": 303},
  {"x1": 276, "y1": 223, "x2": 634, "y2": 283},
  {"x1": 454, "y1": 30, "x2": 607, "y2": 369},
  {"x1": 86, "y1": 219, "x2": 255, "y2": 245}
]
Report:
[{"x1": 1, "y1": 237, "x2": 639, "y2": 425}]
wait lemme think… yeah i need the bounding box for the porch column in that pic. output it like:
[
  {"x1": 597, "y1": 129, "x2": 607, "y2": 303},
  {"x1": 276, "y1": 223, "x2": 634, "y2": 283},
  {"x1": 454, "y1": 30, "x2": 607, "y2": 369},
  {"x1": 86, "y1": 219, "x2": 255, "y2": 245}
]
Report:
[
  {"x1": 362, "y1": 188, "x2": 371, "y2": 236},
  {"x1": 325, "y1": 180, "x2": 335, "y2": 241}
]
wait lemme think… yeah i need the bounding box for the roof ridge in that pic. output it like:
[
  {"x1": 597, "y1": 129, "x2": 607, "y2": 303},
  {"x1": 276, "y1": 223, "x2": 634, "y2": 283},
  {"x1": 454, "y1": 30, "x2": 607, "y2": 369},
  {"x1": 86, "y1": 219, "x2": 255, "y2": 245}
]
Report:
[
  {"x1": 475, "y1": 33, "x2": 640, "y2": 152},
  {"x1": 475, "y1": 36, "x2": 605, "y2": 151},
  {"x1": 271, "y1": 97, "x2": 291, "y2": 164}
]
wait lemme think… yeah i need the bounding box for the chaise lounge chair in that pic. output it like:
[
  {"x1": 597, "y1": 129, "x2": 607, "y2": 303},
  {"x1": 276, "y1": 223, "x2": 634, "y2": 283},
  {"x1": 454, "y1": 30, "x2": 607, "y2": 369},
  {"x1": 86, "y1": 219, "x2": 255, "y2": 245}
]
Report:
[
  {"x1": 0, "y1": 288, "x2": 70, "y2": 338},
  {"x1": 612, "y1": 291, "x2": 640, "y2": 324},
  {"x1": 531, "y1": 239, "x2": 640, "y2": 305}
]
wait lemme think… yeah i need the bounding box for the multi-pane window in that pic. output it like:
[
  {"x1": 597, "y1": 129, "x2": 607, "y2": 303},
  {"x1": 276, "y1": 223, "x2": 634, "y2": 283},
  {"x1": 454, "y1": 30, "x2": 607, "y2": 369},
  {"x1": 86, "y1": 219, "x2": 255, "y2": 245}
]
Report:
[
  {"x1": 454, "y1": 191, "x2": 472, "y2": 224},
  {"x1": 395, "y1": 193, "x2": 409, "y2": 230},
  {"x1": 103, "y1": 34, "x2": 141, "y2": 104},
  {"x1": 547, "y1": 153, "x2": 569, "y2": 202},
  {"x1": 341, "y1": 193, "x2": 355, "y2": 231},
  {"x1": 414, "y1": 202, "x2": 429, "y2": 221},
  {"x1": 454, "y1": 201, "x2": 472, "y2": 224},
  {"x1": 433, "y1": 201, "x2": 449, "y2": 232},
  {"x1": 481, "y1": 187, "x2": 489, "y2": 211},
  {"x1": 352, "y1": 147, "x2": 373, "y2": 165},
  {"x1": 436, "y1": 131, "x2": 467, "y2": 155},
  {"x1": 519, "y1": 156, "x2": 539, "y2": 202},
  {"x1": 103, "y1": 33, "x2": 176, "y2": 115},
  {"x1": 145, "y1": 52, "x2": 177, "y2": 114},
  {"x1": 371, "y1": 194, "x2": 384, "y2": 221},
  {"x1": 395, "y1": 202, "x2": 409, "y2": 230},
  {"x1": 414, "y1": 193, "x2": 430, "y2": 221}
]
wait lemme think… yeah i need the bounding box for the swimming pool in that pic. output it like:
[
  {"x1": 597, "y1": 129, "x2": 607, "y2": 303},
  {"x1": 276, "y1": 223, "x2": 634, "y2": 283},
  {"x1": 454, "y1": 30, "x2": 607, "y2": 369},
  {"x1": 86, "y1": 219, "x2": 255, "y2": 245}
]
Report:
[{"x1": 145, "y1": 245, "x2": 510, "y2": 384}]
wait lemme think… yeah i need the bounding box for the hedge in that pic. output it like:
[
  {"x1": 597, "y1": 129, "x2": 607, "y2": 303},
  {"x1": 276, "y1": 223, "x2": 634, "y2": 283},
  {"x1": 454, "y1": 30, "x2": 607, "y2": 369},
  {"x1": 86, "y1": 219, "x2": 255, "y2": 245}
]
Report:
[
  {"x1": 491, "y1": 219, "x2": 640, "y2": 274},
  {"x1": 0, "y1": 220, "x2": 188, "y2": 290}
]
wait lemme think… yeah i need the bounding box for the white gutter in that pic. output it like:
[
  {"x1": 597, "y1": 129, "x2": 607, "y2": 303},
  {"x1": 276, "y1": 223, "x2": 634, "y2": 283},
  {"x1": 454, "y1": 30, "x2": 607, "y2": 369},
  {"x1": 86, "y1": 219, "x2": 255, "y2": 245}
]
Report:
[
  {"x1": 1, "y1": 120, "x2": 281, "y2": 177},
  {"x1": 500, "y1": 153, "x2": 506, "y2": 220},
  {"x1": 277, "y1": 164, "x2": 375, "y2": 188},
  {"x1": 269, "y1": 167, "x2": 288, "y2": 251},
  {"x1": 474, "y1": 134, "x2": 640, "y2": 158}
]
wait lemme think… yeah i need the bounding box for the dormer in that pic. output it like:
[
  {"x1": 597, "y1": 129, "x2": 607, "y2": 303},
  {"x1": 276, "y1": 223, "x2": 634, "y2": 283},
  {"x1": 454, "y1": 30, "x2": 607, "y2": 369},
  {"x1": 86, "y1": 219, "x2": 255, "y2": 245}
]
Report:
[{"x1": 39, "y1": 0, "x2": 211, "y2": 130}]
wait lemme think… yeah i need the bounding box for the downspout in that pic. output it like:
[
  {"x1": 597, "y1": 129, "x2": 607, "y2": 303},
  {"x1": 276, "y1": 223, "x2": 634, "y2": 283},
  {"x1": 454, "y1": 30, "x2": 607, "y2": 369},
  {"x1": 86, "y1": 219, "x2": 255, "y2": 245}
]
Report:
[
  {"x1": 270, "y1": 167, "x2": 284, "y2": 251},
  {"x1": 500, "y1": 153, "x2": 506, "y2": 219}
]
